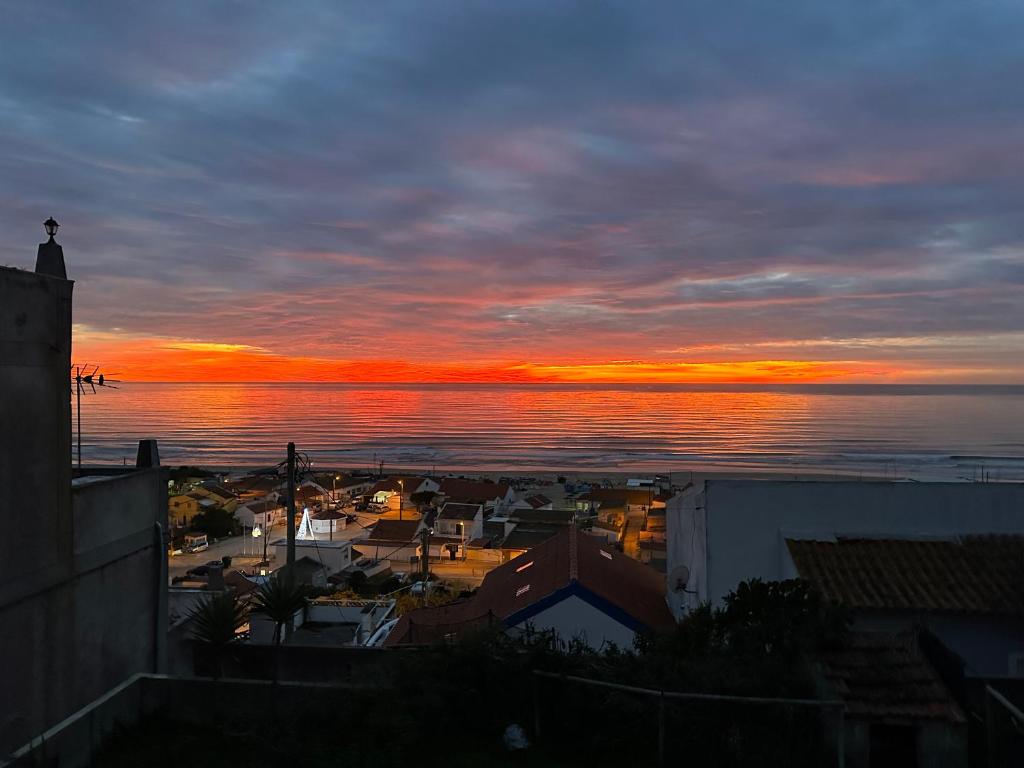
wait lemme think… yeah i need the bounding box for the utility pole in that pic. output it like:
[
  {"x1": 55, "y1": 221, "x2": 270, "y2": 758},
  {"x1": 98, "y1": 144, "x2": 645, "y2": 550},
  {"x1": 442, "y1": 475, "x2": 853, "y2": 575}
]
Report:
[
  {"x1": 286, "y1": 442, "x2": 296, "y2": 567},
  {"x1": 420, "y1": 527, "x2": 432, "y2": 606}
]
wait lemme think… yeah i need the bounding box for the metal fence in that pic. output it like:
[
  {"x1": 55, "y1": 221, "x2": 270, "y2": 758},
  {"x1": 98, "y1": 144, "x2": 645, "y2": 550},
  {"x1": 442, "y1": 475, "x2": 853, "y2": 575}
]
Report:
[{"x1": 532, "y1": 669, "x2": 847, "y2": 768}]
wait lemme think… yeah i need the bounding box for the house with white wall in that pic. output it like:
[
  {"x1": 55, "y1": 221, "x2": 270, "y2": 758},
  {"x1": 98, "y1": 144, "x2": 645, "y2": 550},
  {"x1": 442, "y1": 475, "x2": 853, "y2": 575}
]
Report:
[
  {"x1": 665, "y1": 479, "x2": 1024, "y2": 619},
  {"x1": 436, "y1": 478, "x2": 515, "y2": 513},
  {"x1": 385, "y1": 527, "x2": 675, "y2": 649},
  {"x1": 235, "y1": 498, "x2": 284, "y2": 529}
]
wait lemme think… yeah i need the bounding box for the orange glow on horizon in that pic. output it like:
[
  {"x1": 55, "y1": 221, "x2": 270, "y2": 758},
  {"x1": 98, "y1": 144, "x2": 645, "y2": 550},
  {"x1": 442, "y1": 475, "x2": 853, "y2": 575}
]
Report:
[{"x1": 71, "y1": 334, "x2": 903, "y2": 383}]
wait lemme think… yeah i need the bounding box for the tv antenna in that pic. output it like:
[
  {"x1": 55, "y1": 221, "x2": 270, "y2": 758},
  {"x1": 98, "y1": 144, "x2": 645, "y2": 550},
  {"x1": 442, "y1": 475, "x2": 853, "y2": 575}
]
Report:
[{"x1": 71, "y1": 363, "x2": 120, "y2": 470}]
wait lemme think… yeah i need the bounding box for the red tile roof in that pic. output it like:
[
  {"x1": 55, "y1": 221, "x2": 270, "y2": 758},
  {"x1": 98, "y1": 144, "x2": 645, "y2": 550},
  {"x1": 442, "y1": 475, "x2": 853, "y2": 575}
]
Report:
[
  {"x1": 578, "y1": 488, "x2": 655, "y2": 506},
  {"x1": 363, "y1": 519, "x2": 421, "y2": 545},
  {"x1": 370, "y1": 476, "x2": 426, "y2": 495},
  {"x1": 522, "y1": 494, "x2": 552, "y2": 508},
  {"x1": 787, "y1": 535, "x2": 1024, "y2": 616},
  {"x1": 438, "y1": 502, "x2": 482, "y2": 521},
  {"x1": 816, "y1": 632, "x2": 966, "y2": 725},
  {"x1": 438, "y1": 478, "x2": 511, "y2": 503},
  {"x1": 386, "y1": 527, "x2": 673, "y2": 645}
]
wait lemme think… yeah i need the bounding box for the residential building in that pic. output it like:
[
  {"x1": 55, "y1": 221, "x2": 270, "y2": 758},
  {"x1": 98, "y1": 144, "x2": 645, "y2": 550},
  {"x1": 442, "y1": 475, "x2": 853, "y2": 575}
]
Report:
[
  {"x1": 513, "y1": 493, "x2": 553, "y2": 511},
  {"x1": 193, "y1": 481, "x2": 239, "y2": 512},
  {"x1": 433, "y1": 502, "x2": 483, "y2": 560},
  {"x1": 235, "y1": 497, "x2": 285, "y2": 529},
  {"x1": 436, "y1": 477, "x2": 515, "y2": 513},
  {"x1": 272, "y1": 538, "x2": 352, "y2": 575},
  {"x1": 815, "y1": 631, "x2": 967, "y2": 767},
  {"x1": 224, "y1": 474, "x2": 283, "y2": 502},
  {"x1": 0, "y1": 243, "x2": 167, "y2": 755},
  {"x1": 250, "y1": 597, "x2": 396, "y2": 647},
  {"x1": 368, "y1": 476, "x2": 438, "y2": 510},
  {"x1": 357, "y1": 519, "x2": 423, "y2": 563},
  {"x1": 787, "y1": 535, "x2": 1024, "y2": 680},
  {"x1": 274, "y1": 556, "x2": 330, "y2": 588},
  {"x1": 295, "y1": 481, "x2": 331, "y2": 509},
  {"x1": 168, "y1": 493, "x2": 202, "y2": 527},
  {"x1": 665, "y1": 479, "x2": 1024, "y2": 619},
  {"x1": 385, "y1": 527, "x2": 675, "y2": 649},
  {"x1": 578, "y1": 487, "x2": 657, "y2": 515}
]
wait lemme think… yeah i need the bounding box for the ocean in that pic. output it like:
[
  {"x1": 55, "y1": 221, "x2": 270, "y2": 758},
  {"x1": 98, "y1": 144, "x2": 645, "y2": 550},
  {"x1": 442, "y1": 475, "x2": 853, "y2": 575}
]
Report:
[{"x1": 74, "y1": 382, "x2": 1024, "y2": 481}]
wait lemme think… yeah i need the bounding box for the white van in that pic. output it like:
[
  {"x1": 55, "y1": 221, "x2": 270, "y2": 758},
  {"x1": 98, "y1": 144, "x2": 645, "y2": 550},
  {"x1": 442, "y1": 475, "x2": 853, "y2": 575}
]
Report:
[{"x1": 183, "y1": 533, "x2": 209, "y2": 553}]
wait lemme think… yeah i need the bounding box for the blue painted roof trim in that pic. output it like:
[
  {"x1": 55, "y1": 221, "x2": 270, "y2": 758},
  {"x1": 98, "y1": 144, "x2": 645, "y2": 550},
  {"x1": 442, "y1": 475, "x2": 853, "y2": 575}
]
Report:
[{"x1": 504, "y1": 580, "x2": 647, "y2": 633}]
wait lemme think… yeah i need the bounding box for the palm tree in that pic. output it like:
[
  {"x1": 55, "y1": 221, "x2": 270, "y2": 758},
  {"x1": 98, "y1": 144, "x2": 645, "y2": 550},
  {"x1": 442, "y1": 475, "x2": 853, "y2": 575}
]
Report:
[
  {"x1": 251, "y1": 575, "x2": 309, "y2": 680},
  {"x1": 189, "y1": 591, "x2": 247, "y2": 678}
]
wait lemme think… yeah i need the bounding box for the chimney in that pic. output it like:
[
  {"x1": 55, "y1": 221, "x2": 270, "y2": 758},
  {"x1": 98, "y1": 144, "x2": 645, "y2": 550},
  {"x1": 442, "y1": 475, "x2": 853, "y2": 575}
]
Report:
[
  {"x1": 136, "y1": 439, "x2": 160, "y2": 468},
  {"x1": 207, "y1": 564, "x2": 224, "y2": 592}
]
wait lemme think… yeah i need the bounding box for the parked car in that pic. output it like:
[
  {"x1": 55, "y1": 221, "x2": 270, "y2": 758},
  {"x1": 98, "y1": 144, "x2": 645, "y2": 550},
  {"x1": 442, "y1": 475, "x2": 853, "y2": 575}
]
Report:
[{"x1": 183, "y1": 533, "x2": 209, "y2": 553}]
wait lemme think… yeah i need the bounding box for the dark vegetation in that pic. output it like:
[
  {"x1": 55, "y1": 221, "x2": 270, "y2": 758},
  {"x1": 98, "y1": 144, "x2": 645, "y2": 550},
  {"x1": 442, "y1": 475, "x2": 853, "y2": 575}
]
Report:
[
  {"x1": 112, "y1": 579, "x2": 848, "y2": 767},
  {"x1": 188, "y1": 507, "x2": 240, "y2": 538}
]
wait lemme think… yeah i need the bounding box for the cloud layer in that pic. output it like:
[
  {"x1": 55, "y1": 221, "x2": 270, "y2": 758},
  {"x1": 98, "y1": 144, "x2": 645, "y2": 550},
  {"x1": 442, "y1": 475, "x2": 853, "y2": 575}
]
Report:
[{"x1": 3, "y1": 1, "x2": 1024, "y2": 381}]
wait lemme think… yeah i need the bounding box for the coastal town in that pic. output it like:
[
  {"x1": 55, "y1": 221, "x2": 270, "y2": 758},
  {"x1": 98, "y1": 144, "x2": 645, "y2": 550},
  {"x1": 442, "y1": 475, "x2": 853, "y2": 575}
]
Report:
[
  {"x1": 3, "y1": 236, "x2": 1024, "y2": 766},
  {"x1": 5, "y1": 1, "x2": 1024, "y2": 762}
]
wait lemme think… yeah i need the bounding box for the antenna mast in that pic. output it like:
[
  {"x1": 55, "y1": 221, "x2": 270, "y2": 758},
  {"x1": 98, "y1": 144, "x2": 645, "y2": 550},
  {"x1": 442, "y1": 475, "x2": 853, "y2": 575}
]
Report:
[{"x1": 71, "y1": 363, "x2": 120, "y2": 470}]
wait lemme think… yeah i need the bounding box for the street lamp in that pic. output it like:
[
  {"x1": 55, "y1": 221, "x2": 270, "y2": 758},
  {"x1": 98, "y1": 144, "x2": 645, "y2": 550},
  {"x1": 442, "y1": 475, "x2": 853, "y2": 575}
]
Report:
[
  {"x1": 398, "y1": 478, "x2": 404, "y2": 521},
  {"x1": 333, "y1": 474, "x2": 340, "y2": 505},
  {"x1": 43, "y1": 217, "x2": 59, "y2": 240}
]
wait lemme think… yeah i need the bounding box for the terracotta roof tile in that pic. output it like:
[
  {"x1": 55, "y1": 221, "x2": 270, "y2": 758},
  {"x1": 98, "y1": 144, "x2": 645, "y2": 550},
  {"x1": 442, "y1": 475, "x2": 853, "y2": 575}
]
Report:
[
  {"x1": 438, "y1": 502, "x2": 482, "y2": 521},
  {"x1": 787, "y1": 535, "x2": 1024, "y2": 616},
  {"x1": 386, "y1": 527, "x2": 674, "y2": 645},
  {"x1": 438, "y1": 478, "x2": 511, "y2": 503},
  {"x1": 816, "y1": 632, "x2": 966, "y2": 725}
]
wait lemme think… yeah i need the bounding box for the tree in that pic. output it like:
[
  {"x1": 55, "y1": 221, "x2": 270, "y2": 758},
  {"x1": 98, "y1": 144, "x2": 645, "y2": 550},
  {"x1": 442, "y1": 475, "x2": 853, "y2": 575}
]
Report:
[
  {"x1": 189, "y1": 507, "x2": 238, "y2": 538},
  {"x1": 347, "y1": 570, "x2": 368, "y2": 593},
  {"x1": 410, "y1": 490, "x2": 437, "y2": 506},
  {"x1": 251, "y1": 575, "x2": 309, "y2": 681},
  {"x1": 188, "y1": 592, "x2": 247, "y2": 678}
]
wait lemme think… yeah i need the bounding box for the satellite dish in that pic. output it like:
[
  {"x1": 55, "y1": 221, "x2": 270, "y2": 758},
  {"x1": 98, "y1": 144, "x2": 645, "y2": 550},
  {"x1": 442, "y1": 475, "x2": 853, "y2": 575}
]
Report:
[{"x1": 669, "y1": 565, "x2": 690, "y2": 593}]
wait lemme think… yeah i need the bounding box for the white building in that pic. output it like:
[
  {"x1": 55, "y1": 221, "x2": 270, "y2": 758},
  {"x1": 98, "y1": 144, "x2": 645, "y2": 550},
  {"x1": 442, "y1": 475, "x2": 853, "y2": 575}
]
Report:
[
  {"x1": 385, "y1": 527, "x2": 674, "y2": 649},
  {"x1": 271, "y1": 538, "x2": 352, "y2": 575},
  {"x1": 235, "y1": 498, "x2": 284, "y2": 528},
  {"x1": 665, "y1": 479, "x2": 1024, "y2": 619}
]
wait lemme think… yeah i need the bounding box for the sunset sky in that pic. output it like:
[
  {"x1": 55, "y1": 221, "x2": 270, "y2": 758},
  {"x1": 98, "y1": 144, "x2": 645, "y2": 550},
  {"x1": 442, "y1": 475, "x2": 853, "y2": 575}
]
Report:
[{"x1": 2, "y1": 2, "x2": 1023, "y2": 383}]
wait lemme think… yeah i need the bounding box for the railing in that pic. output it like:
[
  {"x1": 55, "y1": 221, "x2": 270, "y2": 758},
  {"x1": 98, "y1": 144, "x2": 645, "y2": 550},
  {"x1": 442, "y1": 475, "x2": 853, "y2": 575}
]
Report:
[{"x1": 532, "y1": 669, "x2": 847, "y2": 768}]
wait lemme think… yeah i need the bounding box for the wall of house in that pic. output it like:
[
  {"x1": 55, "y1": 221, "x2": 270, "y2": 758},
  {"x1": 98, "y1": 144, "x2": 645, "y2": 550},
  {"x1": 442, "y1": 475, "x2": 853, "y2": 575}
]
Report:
[
  {"x1": 512, "y1": 594, "x2": 636, "y2": 650},
  {"x1": 857, "y1": 612, "x2": 1024, "y2": 680},
  {"x1": 0, "y1": 266, "x2": 73, "y2": 588},
  {"x1": 274, "y1": 541, "x2": 351, "y2": 573},
  {"x1": 0, "y1": 469, "x2": 167, "y2": 754},
  {"x1": 667, "y1": 480, "x2": 1024, "y2": 616},
  {"x1": 0, "y1": 265, "x2": 168, "y2": 753}
]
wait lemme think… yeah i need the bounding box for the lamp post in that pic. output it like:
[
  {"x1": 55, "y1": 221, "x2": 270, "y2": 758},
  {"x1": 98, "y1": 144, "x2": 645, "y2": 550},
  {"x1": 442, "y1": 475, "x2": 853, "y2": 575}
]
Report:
[
  {"x1": 398, "y1": 479, "x2": 404, "y2": 521},
  {"x1": 333, "y1": 474, "x2": 340, "y2": 505},
  {"x1": 44, "y1": 217, "x2": 59, "y2": 239}
]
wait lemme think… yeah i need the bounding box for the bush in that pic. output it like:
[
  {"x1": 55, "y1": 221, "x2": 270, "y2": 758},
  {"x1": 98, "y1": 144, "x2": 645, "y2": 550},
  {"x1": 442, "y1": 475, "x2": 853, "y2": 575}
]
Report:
[{"x1": 189, "y1": 507, "x2": 239, "y2": 539}]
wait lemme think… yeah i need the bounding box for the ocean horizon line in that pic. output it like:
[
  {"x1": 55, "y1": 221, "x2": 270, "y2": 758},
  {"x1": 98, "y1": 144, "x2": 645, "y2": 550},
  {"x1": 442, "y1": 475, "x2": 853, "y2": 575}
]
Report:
[{"x1": 113, "y1": 381, "x2": 1024, "y2": 391}]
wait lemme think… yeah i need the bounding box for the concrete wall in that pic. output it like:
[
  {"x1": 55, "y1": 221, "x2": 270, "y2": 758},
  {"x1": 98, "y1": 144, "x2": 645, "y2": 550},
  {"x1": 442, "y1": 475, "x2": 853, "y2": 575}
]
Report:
[
  {"x1": 667, "y1": 480, "x2": 1024, "y2": 616},
  {"x1": 0, "y1": 263, "x2": 167, "y2": 754},
  {"x1": 0, "y1": 266, "x2": 73, "y2": 586}
]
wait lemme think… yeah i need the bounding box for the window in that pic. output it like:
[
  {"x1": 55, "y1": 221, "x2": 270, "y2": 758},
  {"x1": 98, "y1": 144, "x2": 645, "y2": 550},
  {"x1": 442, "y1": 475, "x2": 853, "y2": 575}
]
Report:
[
  {"x1": 516, "y1": 561, "x2": 534, "y2": 573},
  {"x1": 516, "y1": 585, "x2": 531, "y2": 598},
  {"x1": 600, "y1": 550, "x2": 613, "y2": 560}
]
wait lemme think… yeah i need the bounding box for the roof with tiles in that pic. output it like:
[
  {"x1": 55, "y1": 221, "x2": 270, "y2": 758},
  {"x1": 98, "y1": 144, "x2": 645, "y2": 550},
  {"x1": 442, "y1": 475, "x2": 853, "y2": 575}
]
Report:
[
  {"x1": 815, "y1": 632, "x2": 966, "y2": 725},
  {"x1": 577, "y1": 488, "x2": 655, "y2": 506},
  {"x1": 786, "y1": 535, "x2": 1024, "y2": 616},
  {"x1": 385, "y1": 527, "x2": 674, "y2": 646},
  {"x1": 437, "y1": 502, "x2": 482, "y2": 521},
  {"x1": 437, "y1": 478, "x2": 511, "y2": 503},
  {"x1": 363, "y1": 519, "x2": 421, "y2": 544}
]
